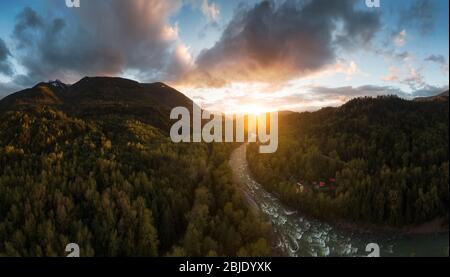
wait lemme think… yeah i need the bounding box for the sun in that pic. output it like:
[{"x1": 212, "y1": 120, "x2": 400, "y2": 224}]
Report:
[{"x1": 239, "y1": 105, "x2": 268, "y2": 115}]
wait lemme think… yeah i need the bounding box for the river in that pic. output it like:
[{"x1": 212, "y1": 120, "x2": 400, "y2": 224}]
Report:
[{"x1": 230, "y1": 144, "x2": 449, "y2": 257}]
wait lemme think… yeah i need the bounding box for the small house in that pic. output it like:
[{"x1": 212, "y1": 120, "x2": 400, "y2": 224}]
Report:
[{"x1": 296, "y1": 182, "x2": 305, "y2": 193}]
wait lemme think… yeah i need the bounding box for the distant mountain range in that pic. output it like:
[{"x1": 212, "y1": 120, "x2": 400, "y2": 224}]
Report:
[
  {"x1": 1, "y1": 77, "x2": 448, "y2": 134},
  {"x1": 414, "y1": 90, "x2": 449, "y2": 102},
  {"x1": 1, "y1": 77, "x2": 448, "y2": 116}
]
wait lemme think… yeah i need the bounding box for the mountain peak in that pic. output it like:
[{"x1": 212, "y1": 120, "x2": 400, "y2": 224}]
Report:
[
  {"x1": 0, "y1": 76, "x2": 195, "y2": 131},
  {"x1": 47, "y1": 79, "x2": 68, "y2": 90}
]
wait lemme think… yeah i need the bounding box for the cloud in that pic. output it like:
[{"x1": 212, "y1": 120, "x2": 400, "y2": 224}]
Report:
[
  {"x1": 10, "y1": 1, "x2": 192, "y2": 85},
  {"x1": 393, "y1": 30, "x2": 407, "y2": 47},
  {"x1": 0, "y1": 81, "x2": 22, "y2": 99},
  {"x1": 198, "y1": 21, "x2": 221, "y2": 39},
  {"x1": 425, "y1": 54, "x2": 449, "y2": 73},
  {"x1": 191, "y1": 84, "x2": 431, "y2": 113},
  {"x1": 200, "y1": 0, "x2": 220, "y2": 22},
  {"x1": 393, "y1": 51, "x2": 412, "y2": 61},
  {"x1": 334, "y1": 60, "x2": 359, "y2": 80},
  {"x1": 303, "y1": 84, "x2": 447, "y2": 105},
  {"x1": 382, "y1": 64, "x2": 428, "y2": 90},
  {"x1": 188, "y1": 0, "x2": 220, "y2": 22},
  {"x1": 426, "y1": 54, "x2": 447, "y2": 64},
  {"x1": 185, "y1": 78, "x2": 448, "y2": 113},
  {"x1": 402, "y1": 67, "x2": 425, "y2": 89},
  {"x1": 0, "y1": 38, "x2": 13, "y2": 76},
  {"x1": 411, "y1": 84, "x2": 449, "y2": 97},
  {"x1": 285, "y1": 84, "x2": 447, "y2": 110},
  {"x1": 382, "y1": 66, "x2": 400, "y2": 82},
  {"x1": 290, "y1": 59, "x2": 362, "y2": 81},
  {"x1": 178, "y1": 0, "x2": 380, "y2": 88},
  {"x1": 399, "y1": 0, "x2": 435, "y2": 35},
  {"x1": 375, "y1": 48, "x2": 413, "y2": 62}
]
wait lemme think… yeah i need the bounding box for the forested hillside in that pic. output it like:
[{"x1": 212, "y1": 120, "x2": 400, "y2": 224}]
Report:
[
  {"x1": 248, "y1": 95, "x2": 449, "y2": 227},
  {"x1": 0, "y1": 78, "x2": 272, "y2": 257}
]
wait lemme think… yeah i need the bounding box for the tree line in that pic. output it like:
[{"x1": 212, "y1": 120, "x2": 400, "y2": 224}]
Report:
[
  {"x1": 247, "y1": 96, "x2": 449, "y2": 227},
  {"x1": 0, "y1": 107, "x2": 272, "y2": 256}
]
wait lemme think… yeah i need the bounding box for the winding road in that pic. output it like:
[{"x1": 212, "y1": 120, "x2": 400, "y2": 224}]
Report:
[{"x1": 229, "y1": 144, "x2": 449, "y2": 257}]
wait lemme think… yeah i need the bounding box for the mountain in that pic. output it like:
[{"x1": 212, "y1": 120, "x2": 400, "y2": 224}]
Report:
[
  {"x1": 0, "y1": 77, "x2": 195, "y2": 131},
  {"x1": 414, "y1": 90, "x2": 449, "y2": 102},
  {"x1": 0, "y1": 77, "x2": 272, "y2": 257},
  {"x1": 247, "y1": 95, "x2": 449, "y2": 227}
]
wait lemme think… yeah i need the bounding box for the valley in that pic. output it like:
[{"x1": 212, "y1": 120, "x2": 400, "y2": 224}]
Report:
[
  {"x1": 231, "y1": 144, "x2": 449, "y2": 257},
  {"x1": 0, "y1": 77, "x2": 448, "y2": 257}
]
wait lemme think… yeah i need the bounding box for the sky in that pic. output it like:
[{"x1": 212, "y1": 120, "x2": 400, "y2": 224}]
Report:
[{"x1": 0, "y1": 0, "x2": 448, "y2": 113}]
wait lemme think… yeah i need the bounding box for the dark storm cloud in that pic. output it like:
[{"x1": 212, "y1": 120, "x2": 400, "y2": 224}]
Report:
[
  {"x1": 11, "y1": 0, "x2": 190, "y2": 84},
  {"x1": 0, "y1": 38, "x2": 13, "y2": 76},
  {"x1": 12, "y1": 74, "x2": 36, "y2": 87},
  {"x1": 399, "y1": 0, "x2": 436, "y2": 35},
  {"x1": 0, "y1": 81, "x2": 22, "y2": 99},
  {"x1": 13, "y1": 7, "x2": 44, "y2": 48},
  {"x1": 12, "y1": 7, "x2": 75, "y2": 84},
  {"x1": 180, "y1": 0, "x2": 381, "y2": 87}
]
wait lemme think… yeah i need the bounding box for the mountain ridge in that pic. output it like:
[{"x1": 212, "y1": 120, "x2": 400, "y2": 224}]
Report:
[
  {"x1": 1, "y1": 77, "x2": 448, "y2": 113},
  {"x1": 0, "y1": 76, "x2": 193, "y2": 110},
  {"x1": 414, "y1": 90, "x2": 449, "y2": 102},
  {"x1": 0, "y1": 77, "x2": 196, "y2": 131}
]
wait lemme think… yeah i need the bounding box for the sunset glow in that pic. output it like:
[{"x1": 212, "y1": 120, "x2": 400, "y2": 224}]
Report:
[
  {"x1": 0, "y1": 0, "x2": 448, "y2": 260},
  {"x1": 0, "y1": 0, "x2": 448, "y2": 113}
]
